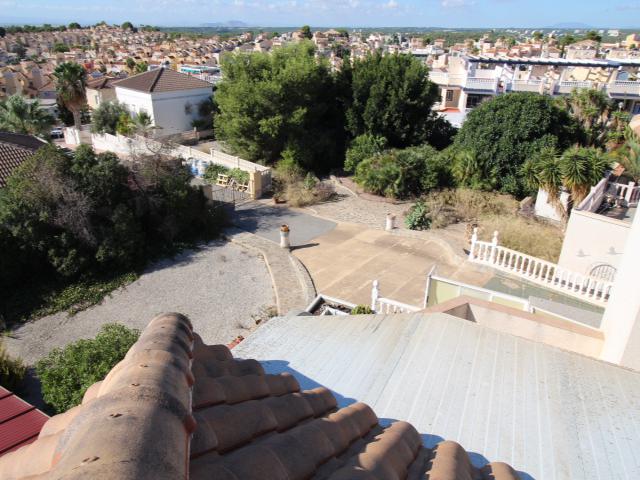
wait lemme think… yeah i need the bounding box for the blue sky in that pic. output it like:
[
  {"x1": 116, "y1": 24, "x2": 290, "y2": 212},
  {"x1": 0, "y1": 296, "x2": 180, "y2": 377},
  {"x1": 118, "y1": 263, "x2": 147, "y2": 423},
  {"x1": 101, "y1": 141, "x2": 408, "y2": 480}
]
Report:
[{"x1": 2, "y1": 0, "x2": 639, "y2": 28}]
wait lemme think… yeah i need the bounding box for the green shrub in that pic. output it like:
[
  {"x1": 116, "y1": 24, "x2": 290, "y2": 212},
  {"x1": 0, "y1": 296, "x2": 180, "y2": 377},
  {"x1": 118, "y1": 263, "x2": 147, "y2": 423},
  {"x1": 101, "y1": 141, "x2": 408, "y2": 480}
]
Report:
[
  {"x1": 203, "y1": 163, "x2": 230, "y2": 183},
  {"x1": 354, "y1": 144, "x2": 451, "y2": 199},
  {"x1": 405, "y1": 201, "x2": 432, "y2": 230},
  {"x1": 0, "y1": 340, "x2": 26, "y2": 391},
  {"x1": 90, "y1": 101, "x2": 130, "y2": 135},
  {"x1": 228, "y1": 168, "x2": 249, "y2": 185},
  {"x1": 345, "y1": 134, "x2": 387, "y2": 173},
  {"x1": 351, "y1": 305, "x2": 373, "y2": 315},
  {"x1": 36, "y1": 324, "x2": 139, "y2": 413}
]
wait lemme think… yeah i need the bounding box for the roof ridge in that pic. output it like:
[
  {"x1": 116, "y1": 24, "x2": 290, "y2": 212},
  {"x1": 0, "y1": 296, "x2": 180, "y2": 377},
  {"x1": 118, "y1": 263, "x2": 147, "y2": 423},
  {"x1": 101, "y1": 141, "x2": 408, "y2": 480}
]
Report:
[{"x1": 148, "y1": 68, "x2": 164, "y2": 93}]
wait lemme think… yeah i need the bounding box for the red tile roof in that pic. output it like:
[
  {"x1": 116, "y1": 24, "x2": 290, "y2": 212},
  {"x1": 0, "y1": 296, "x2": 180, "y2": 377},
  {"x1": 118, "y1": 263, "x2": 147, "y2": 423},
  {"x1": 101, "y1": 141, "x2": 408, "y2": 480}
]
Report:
[
  {"x1": 0, "y1": 387, "x2": 48, "y2": 457},
  {"x1": 113, "y1": 68, "x2": 212, "y2": 93},
  {"x1": 0, "y1": 314, "x2": 519, "y2": 479},
  {"x1": 0, "y1": 132, "x2": 46, "y2": 188}
]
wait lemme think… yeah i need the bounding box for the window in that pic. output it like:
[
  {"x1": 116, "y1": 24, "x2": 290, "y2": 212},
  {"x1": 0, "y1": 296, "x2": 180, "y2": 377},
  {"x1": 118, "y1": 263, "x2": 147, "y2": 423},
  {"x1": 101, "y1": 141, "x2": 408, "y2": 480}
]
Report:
[{"x1": 445, "y1": 90, "x2": 454, "y2": 102}]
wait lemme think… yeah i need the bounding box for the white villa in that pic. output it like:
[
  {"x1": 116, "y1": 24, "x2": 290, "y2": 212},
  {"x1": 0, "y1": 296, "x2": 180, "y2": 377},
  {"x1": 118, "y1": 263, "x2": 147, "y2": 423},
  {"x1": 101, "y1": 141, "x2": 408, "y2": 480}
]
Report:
[{"x1": 113, "y1": 68, "x2": 213, "y2": 135}]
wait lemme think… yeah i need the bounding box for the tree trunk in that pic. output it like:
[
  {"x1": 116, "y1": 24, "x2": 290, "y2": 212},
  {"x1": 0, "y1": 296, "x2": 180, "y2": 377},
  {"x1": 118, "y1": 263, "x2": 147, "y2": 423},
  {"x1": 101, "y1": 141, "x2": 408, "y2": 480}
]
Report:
[{"x1": 72, "y1": 108, "x2": 81, "y2": 130}]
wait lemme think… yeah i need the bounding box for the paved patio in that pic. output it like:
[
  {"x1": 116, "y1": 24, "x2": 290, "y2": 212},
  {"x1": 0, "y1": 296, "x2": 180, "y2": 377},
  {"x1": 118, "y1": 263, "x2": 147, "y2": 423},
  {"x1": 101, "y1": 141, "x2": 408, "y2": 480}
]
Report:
[{"x1": 292, "y1": 223, "x2": 490, "y2": 307}]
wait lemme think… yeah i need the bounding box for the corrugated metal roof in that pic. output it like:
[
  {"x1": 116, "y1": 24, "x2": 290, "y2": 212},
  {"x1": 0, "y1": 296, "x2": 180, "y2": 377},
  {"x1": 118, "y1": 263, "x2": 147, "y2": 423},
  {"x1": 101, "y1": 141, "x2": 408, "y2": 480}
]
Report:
[
  {"x1": 0, "y1": 387, "x2": 48, "y2": 457},
  {"x1": 234, "y1": 313, "x2": 640, "y2": 480}
]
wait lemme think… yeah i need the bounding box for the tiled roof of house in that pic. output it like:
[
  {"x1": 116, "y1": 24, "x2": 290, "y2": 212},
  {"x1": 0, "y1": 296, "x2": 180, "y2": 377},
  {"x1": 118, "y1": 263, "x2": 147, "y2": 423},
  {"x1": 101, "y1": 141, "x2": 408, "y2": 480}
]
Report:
[
  {"x1": 0, "y1": 132, "x2": 46, "y2": 187},
  {"x1": 0, "y1": 387, "x2": 49, "y2": 457},
  {"x1": 0, "y1": 313, "x2": 519, "y2": 480},
  {"x1": 86, "y1": 76, "x2": 116, "y2": 90},
  {"x1": 113, "y1": 68, "x2": 212, "y2": 93}
]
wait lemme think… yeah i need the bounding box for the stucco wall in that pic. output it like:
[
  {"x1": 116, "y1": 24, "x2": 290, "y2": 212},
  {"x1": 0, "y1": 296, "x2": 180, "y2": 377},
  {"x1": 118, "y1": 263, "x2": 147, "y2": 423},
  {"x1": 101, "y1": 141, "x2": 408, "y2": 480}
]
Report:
[
  {"x1": 115, "y1": 86, "x2": 212, "y2": 135},
  {"x1": 534, "y1": 188, "x2": 569, "y2": 222},
  {"x1": 558, "y1": 209, "x2": 630, "y2": 275}
]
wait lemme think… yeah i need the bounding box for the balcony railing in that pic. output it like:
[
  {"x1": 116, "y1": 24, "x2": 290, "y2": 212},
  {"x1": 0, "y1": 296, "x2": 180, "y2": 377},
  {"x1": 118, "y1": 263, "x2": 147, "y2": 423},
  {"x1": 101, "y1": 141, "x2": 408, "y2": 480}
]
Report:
[
  {"x1": 606, "y1": 81, "x2": 640, "y2": 97},
  {"x1": 576, "y1": 175, "x2": 640, "y2": 212},
  {"x1": 464, "y1": 77, "x2": 498, "y2": 92},
  {"x1": 553, "y1": 80, "x2": 593, "y2": 94},
  {"x1": 509, "y1": 79, "x2": 544, "y2": 93},
  {"x1": 428, "y1": 71, "x2": 467, "y2": 87},
  {"x1": 469, "y1": 230, "x2": 613, "y2": 305}
]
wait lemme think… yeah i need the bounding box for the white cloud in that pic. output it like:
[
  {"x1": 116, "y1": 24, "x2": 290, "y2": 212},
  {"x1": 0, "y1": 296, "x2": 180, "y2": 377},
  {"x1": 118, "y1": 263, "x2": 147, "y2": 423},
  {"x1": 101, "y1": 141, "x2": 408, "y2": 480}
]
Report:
[{"x1": 384, "y1": 0, "x2": 399, "y2": 8}]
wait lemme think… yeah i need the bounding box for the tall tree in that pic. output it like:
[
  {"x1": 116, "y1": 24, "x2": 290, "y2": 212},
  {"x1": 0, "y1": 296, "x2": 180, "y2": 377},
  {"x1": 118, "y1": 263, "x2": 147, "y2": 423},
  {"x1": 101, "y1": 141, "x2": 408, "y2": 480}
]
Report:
[
  {"x1": 300, "y1": 25, "x2": 312, "y2": 39},
  {"x1": 345, "y1": 52, "x2": 441, "y2": 149},
  {"x1": 453, "y1": 92, "x2": 581, "y2": 196},
  {"x1": 214, "y1": 41, "x2": 345, "y2": 172},
  {"x1": 53, "y1": 62, "x2": 87, "y2": 130},
  {"x1": 0, "y1": 95, "x2": 54, "y2": 137}
]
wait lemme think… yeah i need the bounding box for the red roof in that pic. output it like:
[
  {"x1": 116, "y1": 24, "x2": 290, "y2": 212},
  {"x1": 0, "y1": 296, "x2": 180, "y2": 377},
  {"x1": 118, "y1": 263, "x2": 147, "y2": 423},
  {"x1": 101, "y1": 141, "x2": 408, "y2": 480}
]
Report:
[{"x1": 0, "y1": 387, "x2": 48, "y2": 457}]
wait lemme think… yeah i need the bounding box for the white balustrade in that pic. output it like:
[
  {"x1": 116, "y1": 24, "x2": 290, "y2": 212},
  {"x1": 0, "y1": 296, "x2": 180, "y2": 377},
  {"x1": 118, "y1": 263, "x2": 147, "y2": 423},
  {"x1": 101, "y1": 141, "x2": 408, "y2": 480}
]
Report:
[
  {"x1": 469, "y1": 232, "x2": 613, "y2": 305},
  {"x1": 370, "y1": 280, "x2": 421, "y2": 314},
  {"x1": 554, "y1": 80, "x2": 594, "y2": 94},
  {"x1": 465, "y1": 77, "x2": 499, "y2": 91},
  {"x1": 606, "y1": 81, "x2": 640, "y2": 96}
]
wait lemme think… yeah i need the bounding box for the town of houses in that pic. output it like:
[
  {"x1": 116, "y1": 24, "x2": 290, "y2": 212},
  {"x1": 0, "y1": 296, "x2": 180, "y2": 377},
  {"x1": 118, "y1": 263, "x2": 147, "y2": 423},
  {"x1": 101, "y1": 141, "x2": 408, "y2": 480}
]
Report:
[{"x1": 1, "y1": 23, "x2": 639, "y2": 130}]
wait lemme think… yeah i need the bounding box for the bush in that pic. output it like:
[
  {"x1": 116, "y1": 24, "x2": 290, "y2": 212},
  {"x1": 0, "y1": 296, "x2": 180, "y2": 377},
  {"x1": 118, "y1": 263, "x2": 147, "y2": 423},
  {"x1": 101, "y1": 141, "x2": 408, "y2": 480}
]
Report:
[
  {"x1": 203, "y1": 163, "x2": 230, "y2": 183},
  {"x1": 453, "y1": 93, "x2": 581, "y2": 196},
  {"x1": 228, "y1": 168, "x2": 249, "y2": 185},
  {"x1": 354, "y1": 144, "x2": 452, "y2": 199},
  {"x1": 405, "y1": 201, "x2": 432, "y2": 230},
  {"x1": 0, "y1": 340, "x2": 26, "y2": 391},
  {"x1": 351, "y1": 305, "x2": 373, "y2": 315},
  {"x1": 273, "y1": 155, "x2": 334, "y2": 206},
  {"x1": 91, "y1": 101, "x2": 130, "y2": 135},
  {"x1": 36, "y1": 324, "x2": 139, "y2": 413},
  {"x1": 345, "y1": 134, "x2": 387, "y2": 173},
  {"x1": 0, "y1": 144, "x2": 223, "y2": 325}
]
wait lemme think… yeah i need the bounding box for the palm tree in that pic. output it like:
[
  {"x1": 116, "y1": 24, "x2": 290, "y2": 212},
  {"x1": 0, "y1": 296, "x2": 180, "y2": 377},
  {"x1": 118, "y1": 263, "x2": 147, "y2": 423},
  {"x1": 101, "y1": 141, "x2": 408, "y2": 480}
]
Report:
[
  {"x1": 560, "y1": 89, "x2": 613, "y2": 147},
  {"x1": 615, "y1": 127, "x2": 640, "y2": 180},
  {"x1": 0, "y1": 94, "x2": 54, "y2": 137},
  {"x1": 560, "y1": 147, "x2": 610, "y2": 205},
  {"x1": 523, "y1": 146, "x2": 611, "y2": 220},
  {"x1": 53, "y1": 62, "x2": 87, "y2": 130}
]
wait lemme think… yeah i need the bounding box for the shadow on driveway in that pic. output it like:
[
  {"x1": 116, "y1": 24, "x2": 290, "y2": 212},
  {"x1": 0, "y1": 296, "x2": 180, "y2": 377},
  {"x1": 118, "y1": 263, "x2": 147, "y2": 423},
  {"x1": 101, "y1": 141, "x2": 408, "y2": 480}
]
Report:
[{"x1": 233, "y1": 202, "x2": 336, "y2": 246}]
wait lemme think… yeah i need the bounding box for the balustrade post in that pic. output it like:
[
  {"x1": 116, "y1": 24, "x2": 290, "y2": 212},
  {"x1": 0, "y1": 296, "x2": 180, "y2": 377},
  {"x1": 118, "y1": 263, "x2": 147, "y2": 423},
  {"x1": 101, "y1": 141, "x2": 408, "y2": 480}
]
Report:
[
  {"x1": 371, "y1": 280, "x2": 380, "y2": 312},
  {"x1": 469, "y1": 227, "x2": 478, "y2": 260},
  {"x1": 490, "y1": 231, "x2": 499, "y2": 264},
  {"x1": 626, "y1": 182, "x2": 636, "y2": 203}
]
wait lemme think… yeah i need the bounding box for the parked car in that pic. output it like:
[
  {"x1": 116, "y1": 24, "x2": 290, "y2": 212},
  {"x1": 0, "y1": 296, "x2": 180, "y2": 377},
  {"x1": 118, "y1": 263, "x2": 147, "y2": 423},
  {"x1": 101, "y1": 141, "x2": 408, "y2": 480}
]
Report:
[{"x1": 50, "y1": 127, "x2": 64, "y2": 139}]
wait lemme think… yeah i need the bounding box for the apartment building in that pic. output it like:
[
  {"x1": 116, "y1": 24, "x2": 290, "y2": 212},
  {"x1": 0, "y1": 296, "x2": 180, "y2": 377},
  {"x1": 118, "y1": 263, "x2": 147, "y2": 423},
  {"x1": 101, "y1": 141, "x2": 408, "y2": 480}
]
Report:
[{"x1": 431, "y1": 54, "x2": 640, "y2": 118}]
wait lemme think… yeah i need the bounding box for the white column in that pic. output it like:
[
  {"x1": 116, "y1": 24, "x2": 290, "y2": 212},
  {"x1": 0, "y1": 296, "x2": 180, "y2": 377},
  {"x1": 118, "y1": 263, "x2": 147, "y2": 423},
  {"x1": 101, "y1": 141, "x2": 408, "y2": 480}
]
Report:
[
  {"x1": 600, "y1": 211, "x2": 640, "y2": 369},
  {"x1": 490, "y1": 230, "x2": 499, "y2": 263},
  {"x1": 468, "y1": 227, "x2": 478, "y2": 260},
  {"x1": 371, "y1": 280, "x2": 380, "y2": 312},
  {"x1": 625, "y1": 182, "x2": 636, "y2": 203}
]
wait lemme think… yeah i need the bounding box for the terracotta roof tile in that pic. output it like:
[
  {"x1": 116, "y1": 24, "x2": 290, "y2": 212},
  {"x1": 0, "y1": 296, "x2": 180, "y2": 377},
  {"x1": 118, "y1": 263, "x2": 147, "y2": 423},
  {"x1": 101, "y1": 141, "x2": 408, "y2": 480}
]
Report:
[
  {"x1": 0, "y1": 132, "x2": 46, "y2": 187},
  {"x1": 0, "y1": 313, "x2": 520, "y2": 479},
  {"x1": 0, "y1": 389, "x2": 49, "y2": 457},
  {"x1": 113, "y1": 68, "x2": 212, "y2": 93}
]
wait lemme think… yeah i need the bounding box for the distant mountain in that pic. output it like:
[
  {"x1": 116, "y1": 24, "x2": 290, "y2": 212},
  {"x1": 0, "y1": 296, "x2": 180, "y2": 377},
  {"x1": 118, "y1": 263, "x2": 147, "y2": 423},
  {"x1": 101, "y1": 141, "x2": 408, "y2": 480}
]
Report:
[
  {"x1": 199, "y1": 21, "x2": 251, "y2": 28},
  {"x1": 548, "y1": 22, "x2": 594, "y2": 29}
]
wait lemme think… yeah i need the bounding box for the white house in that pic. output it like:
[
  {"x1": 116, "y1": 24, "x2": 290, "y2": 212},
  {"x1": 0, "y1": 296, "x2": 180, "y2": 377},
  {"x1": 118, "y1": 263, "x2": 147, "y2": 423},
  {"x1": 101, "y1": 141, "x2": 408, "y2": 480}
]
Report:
[{"x1": 113, "y1": 68, "x2": 213, "y2": 135}]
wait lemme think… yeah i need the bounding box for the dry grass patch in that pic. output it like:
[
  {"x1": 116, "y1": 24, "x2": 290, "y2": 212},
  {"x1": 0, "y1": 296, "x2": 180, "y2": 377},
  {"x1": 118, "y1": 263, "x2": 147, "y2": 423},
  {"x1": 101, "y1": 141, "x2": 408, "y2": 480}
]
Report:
[
  {"x1": 405, "y1": 188, "x2": 563, "y2": 262},
  {"x1": 477, "y1": 215, "x2": 563, "y2": 262}
]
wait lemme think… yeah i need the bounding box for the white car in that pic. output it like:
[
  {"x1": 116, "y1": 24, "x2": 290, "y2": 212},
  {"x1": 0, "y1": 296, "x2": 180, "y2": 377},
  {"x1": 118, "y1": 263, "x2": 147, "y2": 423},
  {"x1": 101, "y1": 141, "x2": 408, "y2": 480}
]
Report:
[{"x1": 50, "y1": 128, "x2": 64, "y2": 139}]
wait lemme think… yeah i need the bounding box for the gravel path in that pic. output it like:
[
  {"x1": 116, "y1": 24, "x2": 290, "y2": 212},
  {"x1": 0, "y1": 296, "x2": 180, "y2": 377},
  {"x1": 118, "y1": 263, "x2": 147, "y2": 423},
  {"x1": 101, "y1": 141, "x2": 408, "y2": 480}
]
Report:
[{"x1": 5, "y1": 241, "x2": 276, "y2": 366}]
